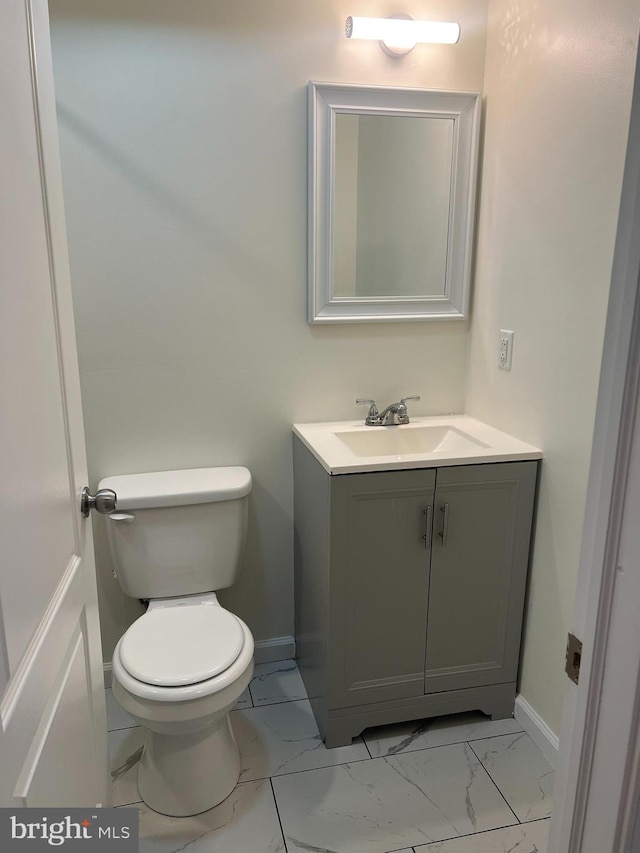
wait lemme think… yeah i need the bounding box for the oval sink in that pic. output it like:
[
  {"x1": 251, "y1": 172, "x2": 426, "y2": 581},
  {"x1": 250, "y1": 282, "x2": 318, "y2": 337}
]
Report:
[{"x1": 334, "y1": 425, "x2": 489, "y2": 457}]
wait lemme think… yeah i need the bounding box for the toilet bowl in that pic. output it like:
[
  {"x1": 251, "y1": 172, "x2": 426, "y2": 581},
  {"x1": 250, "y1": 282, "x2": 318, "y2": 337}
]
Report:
[{"x1": 99, "y1": 466, "x2": 254, "y2": 817}]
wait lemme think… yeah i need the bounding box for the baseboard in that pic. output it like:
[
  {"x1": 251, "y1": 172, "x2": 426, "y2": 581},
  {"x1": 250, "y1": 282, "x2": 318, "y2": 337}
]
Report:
[
  {"x1": 514, "y1": 694, "x2": 559, "y2": 767},
  {"x1": 254, "y1": 636, "x2": 296, "y2": 664},
  {"x1": 102, "y1": 635, "x2": 295, "y2": 688}
]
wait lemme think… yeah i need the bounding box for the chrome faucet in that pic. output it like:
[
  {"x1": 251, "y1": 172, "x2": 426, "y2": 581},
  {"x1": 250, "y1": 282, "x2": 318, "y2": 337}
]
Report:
[{"x1": 356, "y1": 396, "x2": 420, "y2": 426}]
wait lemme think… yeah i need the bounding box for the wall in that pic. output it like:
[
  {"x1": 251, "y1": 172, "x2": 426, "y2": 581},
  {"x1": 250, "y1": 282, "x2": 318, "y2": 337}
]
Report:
[
  {"x1": 49, "y1": 0, "x2": 488, "y2": 662},
  {"x1": 467, "y1": 0, "x2": 639, "y2": 734}
]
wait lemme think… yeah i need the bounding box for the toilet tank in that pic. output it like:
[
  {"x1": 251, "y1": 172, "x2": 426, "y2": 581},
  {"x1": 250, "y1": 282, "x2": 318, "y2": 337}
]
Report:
[{"x1": 98, "y1": 467, "x2": 251, "y2": 600}]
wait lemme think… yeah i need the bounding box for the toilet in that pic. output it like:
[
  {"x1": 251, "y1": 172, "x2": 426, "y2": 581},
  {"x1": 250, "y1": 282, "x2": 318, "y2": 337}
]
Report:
[{"x1": 99, "y1": 466, "x2": 254, "y2": 817}]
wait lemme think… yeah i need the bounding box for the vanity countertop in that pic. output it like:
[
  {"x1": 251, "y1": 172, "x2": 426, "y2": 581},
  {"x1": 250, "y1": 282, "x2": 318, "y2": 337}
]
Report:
[{"x1": 292, "y1": 415, "x2": 543, "y2": 475}]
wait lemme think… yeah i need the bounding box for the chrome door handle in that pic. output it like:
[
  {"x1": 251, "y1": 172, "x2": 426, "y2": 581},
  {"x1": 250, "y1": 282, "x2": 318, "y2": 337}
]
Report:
[
  {"x1": 81, "y1": 487, "x2": 117, "y2": 517},
  {"x1": 439, "y1": 503, "x2": 450, "y2": 547},
  {"x1": 422, "y1": 505, "x2": 433, "y2": 550}
]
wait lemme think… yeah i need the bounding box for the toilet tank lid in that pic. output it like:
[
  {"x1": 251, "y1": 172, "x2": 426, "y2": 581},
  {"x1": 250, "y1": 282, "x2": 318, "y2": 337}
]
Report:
[{"x1": 97, "y1": 466, "x2": 252, "y2": 510}]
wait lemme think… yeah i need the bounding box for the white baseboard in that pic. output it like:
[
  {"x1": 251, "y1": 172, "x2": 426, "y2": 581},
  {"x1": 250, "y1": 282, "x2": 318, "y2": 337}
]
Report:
[
  {"x1": 514, "y1": 694, "x2": 559, "y2": 767},
  {"x1": 102, "y1": 635, "x2": 296, "y2": 689},
  {"x1": 254, "y1": 635, "x2": 296, "y2": 664}
]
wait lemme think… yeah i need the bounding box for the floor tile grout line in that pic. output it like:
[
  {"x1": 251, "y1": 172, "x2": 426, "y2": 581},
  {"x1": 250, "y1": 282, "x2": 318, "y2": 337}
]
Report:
[
  {"x1": 363, "y1": 735, "x2": 374, "y2": 759},
  {"x1": 363, "y1": 725, "x2": 527, "y2": 757},
  {"x1": 107, "y1": 724, "x2": 141, "y2": 734},
  {"x1": 520, "y1": 815, "x2": 554, "y2": 826},
  {"x1": 271, "y1": 818, "x2": 543, "y2": 853},
  {"x1": 269, "y1": 777, "x2": 289, "y2": 853},
  {"x1": 247, "y1": 695, "x2": 309, "y2": 709},
  {"x1": 410, "y1": 817, "x2": 548, "y2": 850},
  {"x1": 463, "y1": 727, "x2": 525, "y2": 744},
  {"x1": 466, "y1": 740, "x2": 523, "y2": 826}
]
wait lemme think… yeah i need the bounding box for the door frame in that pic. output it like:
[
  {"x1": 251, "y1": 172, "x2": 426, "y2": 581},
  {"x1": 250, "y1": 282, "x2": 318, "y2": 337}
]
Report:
[{"x1": 549, "y1": 29, "x2": 640, "y2": 853}]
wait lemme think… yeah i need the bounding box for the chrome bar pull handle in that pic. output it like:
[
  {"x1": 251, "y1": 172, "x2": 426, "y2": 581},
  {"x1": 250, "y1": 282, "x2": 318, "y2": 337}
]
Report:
[
  {"x1": 422, "y1": 505, "x2": 433, "y2": 550},
  {"x1": 439, "y1": 503, "x2": 450, "y2": 547}
]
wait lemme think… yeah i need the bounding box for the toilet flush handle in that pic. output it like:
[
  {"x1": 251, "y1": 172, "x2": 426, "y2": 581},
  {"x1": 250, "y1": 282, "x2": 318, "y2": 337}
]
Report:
[{"x1": 108, "y1": 513, "x2": 136, "y2": 523}]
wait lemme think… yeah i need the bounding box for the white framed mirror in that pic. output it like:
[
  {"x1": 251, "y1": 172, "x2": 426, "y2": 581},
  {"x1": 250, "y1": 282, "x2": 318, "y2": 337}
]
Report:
[{"x1": 308, "y1": 82, "x2": 480, "y2": 324}]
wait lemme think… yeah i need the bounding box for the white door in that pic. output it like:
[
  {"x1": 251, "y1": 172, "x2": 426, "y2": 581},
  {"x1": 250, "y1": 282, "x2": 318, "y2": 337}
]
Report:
[
  {"x1": 0, "y1": 0, "x2": 109, "y2": 807},
  {"x1": 549, "y1": 29, "x2": 640, "y2": 853}
]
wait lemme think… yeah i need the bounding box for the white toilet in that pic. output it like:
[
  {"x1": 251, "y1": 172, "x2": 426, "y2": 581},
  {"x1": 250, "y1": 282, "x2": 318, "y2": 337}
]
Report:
[{"x1": 99, "y1": 466, "x2": 254, "y2": 817}]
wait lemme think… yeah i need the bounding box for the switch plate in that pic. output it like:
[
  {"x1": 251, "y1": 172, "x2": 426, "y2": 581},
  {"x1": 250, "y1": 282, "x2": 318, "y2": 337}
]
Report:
[{"x1": 499, "y1": 329, "x2": 514, "y2": 370}]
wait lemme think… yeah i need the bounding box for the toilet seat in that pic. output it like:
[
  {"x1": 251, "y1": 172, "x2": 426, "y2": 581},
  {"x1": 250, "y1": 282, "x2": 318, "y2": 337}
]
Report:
[
  {"x1": 112, "y1": 610, "x2": 254, "y2": 703},
  {"x1": 119, "y1": 604, "x2": 245, "y2": 687}
]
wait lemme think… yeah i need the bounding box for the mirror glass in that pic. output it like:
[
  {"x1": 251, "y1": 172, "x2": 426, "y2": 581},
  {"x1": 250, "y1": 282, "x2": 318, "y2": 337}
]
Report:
[
  {"x1": 308, "y1": 84, "x2": 480, "y2": 323},
  {"x1": 333, "y1": 113, "x2": 454, "y2": 299}
]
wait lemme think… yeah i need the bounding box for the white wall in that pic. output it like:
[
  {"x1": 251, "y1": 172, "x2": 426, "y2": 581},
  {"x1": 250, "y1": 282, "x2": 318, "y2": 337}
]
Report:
[
  {"x1": 49, "y1": 0, "x2": 488, "y2": 661},
  {"x1": 467, "y1": 0, "x2": 639, "y2": 734}
]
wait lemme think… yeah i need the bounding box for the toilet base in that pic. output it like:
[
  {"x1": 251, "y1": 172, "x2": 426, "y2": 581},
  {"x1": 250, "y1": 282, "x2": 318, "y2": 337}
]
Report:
[{"x1": 138, "y1": 714, "x2": 241, "y2": 816}]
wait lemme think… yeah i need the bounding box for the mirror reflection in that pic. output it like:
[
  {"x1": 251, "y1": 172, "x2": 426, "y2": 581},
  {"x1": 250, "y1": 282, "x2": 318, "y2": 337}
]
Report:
[{"x1": 333, "y1": 114, "x2": 454, "y2": 299}]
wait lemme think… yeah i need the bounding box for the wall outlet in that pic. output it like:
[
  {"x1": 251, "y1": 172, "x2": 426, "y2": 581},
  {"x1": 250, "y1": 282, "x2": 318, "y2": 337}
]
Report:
[{"x1": 499, "y1": 329, "x2": 514, "y2": 370}]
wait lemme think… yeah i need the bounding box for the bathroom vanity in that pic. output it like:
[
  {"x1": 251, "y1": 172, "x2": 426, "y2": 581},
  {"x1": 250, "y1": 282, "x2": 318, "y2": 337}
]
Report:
[{"x1": 292, "y1": 416, "x2": 542, "y2": 747}]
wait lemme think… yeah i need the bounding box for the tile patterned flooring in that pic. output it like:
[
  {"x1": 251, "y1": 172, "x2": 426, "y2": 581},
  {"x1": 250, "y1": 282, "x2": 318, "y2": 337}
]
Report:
[{"x1": 107, "y1": 660, "x2": 553, "y2": 852}]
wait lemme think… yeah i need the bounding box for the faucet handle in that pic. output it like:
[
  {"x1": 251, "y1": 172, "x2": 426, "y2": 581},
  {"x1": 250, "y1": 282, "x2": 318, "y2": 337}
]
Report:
[
  {"x1": 356, "y1": 398, "x2": 381, "y2": 426},
  {"x1": 356, "y1": 398, "x2": 379, "y2": 416},
  {"x1": 400, "y1": 396, "x2": 420, "y2": 406}
]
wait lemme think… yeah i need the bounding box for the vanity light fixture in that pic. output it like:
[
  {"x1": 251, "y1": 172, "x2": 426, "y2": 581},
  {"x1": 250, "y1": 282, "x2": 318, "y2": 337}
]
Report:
[{"x1": 345, "y1": 15, "x2": 460, "y2": 56}]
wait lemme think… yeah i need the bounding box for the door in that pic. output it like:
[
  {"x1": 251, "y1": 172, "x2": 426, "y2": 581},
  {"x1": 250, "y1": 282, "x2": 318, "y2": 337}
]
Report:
[
  {"x1": 328, "y1": 469, "x2": 435, "y2": 708},
  {"x1": 425, "y1": 462, "x2": 537, "y2": 694},
  {"x1": 549, "y1": 29, "x2": 640, "y2": 853},
  {"x1": 0, "y1": 0, "x2": 109, "y2": 806}
]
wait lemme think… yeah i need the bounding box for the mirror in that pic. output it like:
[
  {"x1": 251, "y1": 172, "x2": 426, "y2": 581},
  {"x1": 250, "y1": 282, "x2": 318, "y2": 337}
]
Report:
[{"x1": 308, "y1": 83, "x2": 480, "y2": 323}]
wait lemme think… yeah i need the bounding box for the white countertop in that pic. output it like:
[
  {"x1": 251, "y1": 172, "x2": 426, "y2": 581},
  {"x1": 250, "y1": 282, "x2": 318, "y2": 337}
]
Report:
[{"x1": 292, "y1": 415, "x2": 543, "y2": 475}]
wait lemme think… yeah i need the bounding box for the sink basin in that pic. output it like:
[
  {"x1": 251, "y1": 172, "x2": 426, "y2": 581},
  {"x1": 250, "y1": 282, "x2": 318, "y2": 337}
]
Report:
[
  {"x1": 334, "y1": 425, "x2": 489, "y2": 457},
  {"x1": 292, "y1": 415, "x2": 543, "y2": 474}
]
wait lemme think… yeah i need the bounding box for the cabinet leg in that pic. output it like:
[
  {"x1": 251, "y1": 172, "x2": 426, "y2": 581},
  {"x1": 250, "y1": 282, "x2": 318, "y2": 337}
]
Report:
[
  {"x1": 324, "y1": 720, "x2": 361, "y2": 749},
  {"x1": 484, "y1": 692, "x2": 516, "y2": 721}
]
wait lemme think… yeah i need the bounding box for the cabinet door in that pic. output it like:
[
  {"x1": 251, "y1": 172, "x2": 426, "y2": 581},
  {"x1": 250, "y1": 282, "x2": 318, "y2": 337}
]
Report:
[
  {"x1": 425, "y1": 461, "x2": 538, "y2": 694},
  {"x1": 328, "y1": 469, "x2": 436, "y2": 708}
]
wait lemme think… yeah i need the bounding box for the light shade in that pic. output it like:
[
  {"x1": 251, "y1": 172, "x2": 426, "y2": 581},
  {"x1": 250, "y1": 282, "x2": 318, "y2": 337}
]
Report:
[{"x1": 345, "y1": 16, "x2": 460, "y2": 54}]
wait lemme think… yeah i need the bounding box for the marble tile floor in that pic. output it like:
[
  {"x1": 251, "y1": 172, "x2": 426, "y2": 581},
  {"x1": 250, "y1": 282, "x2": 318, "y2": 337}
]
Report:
[{"x1": 107, "y1": 660, "x2": 553, "y2": 852}]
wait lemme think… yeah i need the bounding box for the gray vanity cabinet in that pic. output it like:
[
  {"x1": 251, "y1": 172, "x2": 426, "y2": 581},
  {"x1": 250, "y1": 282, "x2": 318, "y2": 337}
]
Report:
[{"x1": 293, "y1": 437, "x2": 538, "y2": 748}]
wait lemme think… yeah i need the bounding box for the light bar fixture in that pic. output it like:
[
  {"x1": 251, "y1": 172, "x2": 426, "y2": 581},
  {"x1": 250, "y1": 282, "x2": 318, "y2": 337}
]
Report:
[{"x1": 345, "y1": 15, "x2": 460, "y2": 56}]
